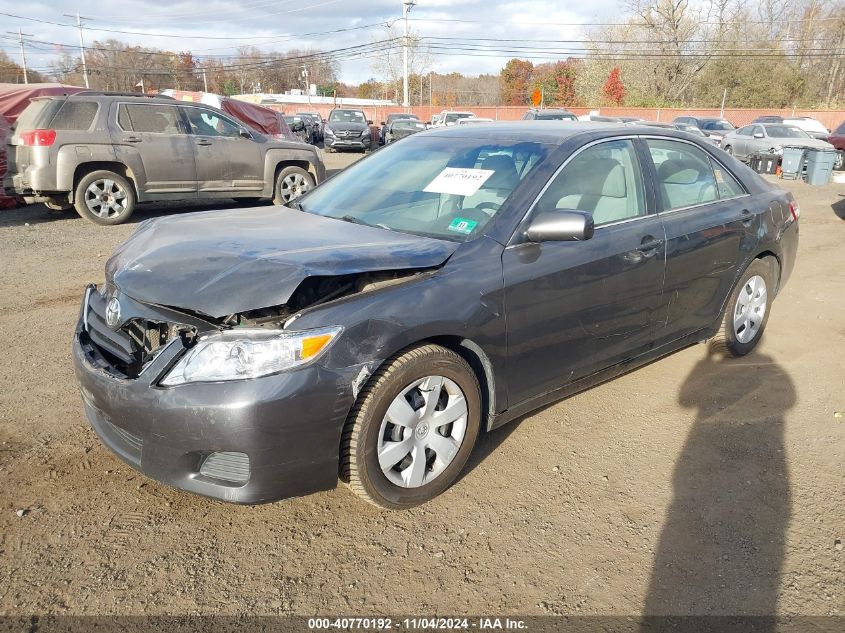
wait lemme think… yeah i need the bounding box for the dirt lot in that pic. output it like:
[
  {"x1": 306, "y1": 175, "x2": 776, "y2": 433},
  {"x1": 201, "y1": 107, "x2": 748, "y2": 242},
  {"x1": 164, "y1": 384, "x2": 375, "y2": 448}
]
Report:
[{"x1": 0, "y1": 151, "x2": 842, "y2": 617}]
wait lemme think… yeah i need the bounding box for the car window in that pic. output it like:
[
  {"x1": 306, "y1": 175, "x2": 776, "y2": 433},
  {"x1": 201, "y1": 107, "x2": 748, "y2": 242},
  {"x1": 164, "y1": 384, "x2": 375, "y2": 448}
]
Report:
[
  {"x1": 752, "y1": 126, "x2": 764, "y2": 136},
  {"x1": 710, "y1": 160, "x2": 746, "y2": 199},
  {"x1": 118, "y1": 104, "x2": 183, "y2": 134},
  {"x1": 766, "y1": 125, "x2": 810, "y2": 139},
  {"x1": 647, "y1": 139, "x2": 719, "y2": 211},
  {"x1": 184, "y1": 107, "x2": 242, "y2": 138},
  {"x1": 13, "y1": 99, "x2": 52, "y2": 131},
  {"x1": 736, "y1": 126, "x2": 752, "y2": 136},
  {"x1": 536, "y1": 139, "x2": 645, "y2": 226},
  {"x1": 702, "y1": 120, "x2": 734, "y2": 131},
  {"x1": 49, "y1": 101, "x2": 98, "y2": 130},
  {"x1": 299, "y1": 137, "x2": 550, "y2": 242},
  {"x1": 329, "y1": 110, "x2": 366, "y2": 123},
  {"x1": 836, "y1": 122, "x2": 845, "y2": 135}
]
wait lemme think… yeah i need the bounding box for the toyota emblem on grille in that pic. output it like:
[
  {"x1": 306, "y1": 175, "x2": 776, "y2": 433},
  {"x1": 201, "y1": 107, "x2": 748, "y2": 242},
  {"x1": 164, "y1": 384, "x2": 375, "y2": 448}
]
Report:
[{"x1": 105, "y1": 297, "x2": 121, "y2": 329}]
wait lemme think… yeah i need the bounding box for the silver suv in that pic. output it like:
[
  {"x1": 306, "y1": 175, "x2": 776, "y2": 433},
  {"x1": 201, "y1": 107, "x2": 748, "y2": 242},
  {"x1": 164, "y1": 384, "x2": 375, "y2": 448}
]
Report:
[{"x1": 4, "y1": 92, "x2": 325, "y2": 225}]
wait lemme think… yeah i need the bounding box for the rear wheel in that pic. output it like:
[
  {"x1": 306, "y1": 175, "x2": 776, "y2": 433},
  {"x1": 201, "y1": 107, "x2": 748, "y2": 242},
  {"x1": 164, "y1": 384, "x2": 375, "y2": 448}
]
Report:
[
  {"x1": 724, "y1": 145, "x2": 733, "y2": 156},
  {"x1": 712, "y1": 258, "x2": 774, "y2": 357},
  {"x1": 341, "y1": 345, "x2": 482, "y2": 509},
  {"x1": 273, "y1": 166, "x2": 314, "y2": 206},
  {"x1": 73, "y1": 170, "x2": 136, "y2": 225},
  {"x1": 834, "y1": 150, "x2": 844, "y2": 171}
]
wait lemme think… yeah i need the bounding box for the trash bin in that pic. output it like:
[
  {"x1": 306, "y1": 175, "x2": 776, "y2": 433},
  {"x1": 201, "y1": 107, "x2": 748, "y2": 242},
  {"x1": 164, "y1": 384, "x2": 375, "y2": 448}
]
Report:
[
  {"x1": 780, "y1": 146, "x2": 805, "y2": 180},
  {"x1": 749, "y1": 153, "x2": 779, "y2": 175},
  {"x1": 804, "y1": 147, "x2": 837, "y2": 185}
]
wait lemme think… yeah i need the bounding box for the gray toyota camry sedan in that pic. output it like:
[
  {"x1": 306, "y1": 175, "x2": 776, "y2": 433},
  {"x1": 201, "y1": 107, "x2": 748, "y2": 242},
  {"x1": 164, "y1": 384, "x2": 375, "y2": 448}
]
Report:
[{"x1": 73, "y1": 122, "x2": 799, "y2": 509}]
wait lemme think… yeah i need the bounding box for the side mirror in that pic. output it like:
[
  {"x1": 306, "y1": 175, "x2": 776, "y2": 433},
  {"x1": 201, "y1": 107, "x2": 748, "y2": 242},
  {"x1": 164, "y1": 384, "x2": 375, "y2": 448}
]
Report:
[
  {"x1": 367, "y1": 120, "x2": 374, "y2": 125},
  {"x1": 753, "y1": 132, "x2": 764, "y2": 139},
  {"x1": 239, "y1": 129, "x2": 252, "y2": 139},
  {"x1": 380, "y1": 121, "x2": 386, "y2": 126},
  {"x1": 524, "y1": 210, "x2": 594, "y2": 243}
]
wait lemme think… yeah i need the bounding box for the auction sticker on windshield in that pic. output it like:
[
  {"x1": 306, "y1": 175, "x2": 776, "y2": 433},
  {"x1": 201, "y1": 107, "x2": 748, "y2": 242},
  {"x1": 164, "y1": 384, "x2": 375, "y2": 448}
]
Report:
[
  {"x1": 423, "y1": 168, "x2": 494, "y2": 196},
  {"x1": 447, "y1": 217, "x2": 479, "y2": 235}
]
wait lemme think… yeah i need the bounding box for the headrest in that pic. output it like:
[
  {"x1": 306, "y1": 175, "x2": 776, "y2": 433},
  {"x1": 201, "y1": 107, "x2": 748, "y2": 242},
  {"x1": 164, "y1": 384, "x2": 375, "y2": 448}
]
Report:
[
  {"x1": 562, "y1": 157, "x2": 626, "y2": 198},
  {"x1": 480, "y1": 154, "x2": 519, "y2": 189},
  {"x1": 658, "y1": 158, "x2": 706, "y2": 185}
]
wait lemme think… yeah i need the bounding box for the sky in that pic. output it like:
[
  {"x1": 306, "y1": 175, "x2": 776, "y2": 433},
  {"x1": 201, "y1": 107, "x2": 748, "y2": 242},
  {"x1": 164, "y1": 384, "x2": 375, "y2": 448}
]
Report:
[{"x1": 0, "y1": 0, "x2": 622, "y2": 84}]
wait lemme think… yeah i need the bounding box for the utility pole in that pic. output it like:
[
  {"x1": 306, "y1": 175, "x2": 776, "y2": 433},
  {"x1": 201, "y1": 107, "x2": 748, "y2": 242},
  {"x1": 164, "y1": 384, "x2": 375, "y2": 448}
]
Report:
[
  {"x1": 5, "y1": 28, "x2": 32, "y2": 83},
  {"x1": 202, "y1": 67, "x2": 208, "y2": 92},
  {"x1": 402, "y1": 0, "x2": 416, "y2": 109},
  {"x1": 64, "y1": 12, "x2": 91, "y2": 88},
  {"x1": 719, "y1": 88, "x2": 727, "y2": 118}
]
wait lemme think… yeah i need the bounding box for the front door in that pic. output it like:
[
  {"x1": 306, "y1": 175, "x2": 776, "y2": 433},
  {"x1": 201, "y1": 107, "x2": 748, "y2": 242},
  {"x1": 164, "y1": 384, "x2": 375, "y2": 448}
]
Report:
[
  {"x1": 112, "y1": 102, "x2": 197, "y2": 196},
  {"x1": 503, "y1": 138, "x2": 666, "y2": 405},
  {"x1": 644, "y1": 138, "x2": 759, "y2": 346},
  {"x1": 181, "y1": 106, "x2": 264, "y2": 197}
]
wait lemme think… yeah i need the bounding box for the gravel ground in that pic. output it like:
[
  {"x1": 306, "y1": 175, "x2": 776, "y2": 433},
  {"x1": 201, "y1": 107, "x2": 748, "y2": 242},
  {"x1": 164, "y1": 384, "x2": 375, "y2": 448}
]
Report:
[{"x1": 0, "y1": 151, "x2": 842, "y2": 616}]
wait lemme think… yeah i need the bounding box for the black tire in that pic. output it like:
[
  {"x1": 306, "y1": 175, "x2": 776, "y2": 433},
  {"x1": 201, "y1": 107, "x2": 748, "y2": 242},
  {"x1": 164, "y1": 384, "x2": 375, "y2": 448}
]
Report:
[
  {"x1": 834, "y1": 150, "x2": 845, "y2": 171},
  {"x1": 73, "y1": 170, "x2": 136, "y2": 225},
  {"x1": 272, "y1": 166, "x2": 315, "y2": 206},
  {"x1": 711, "y1": 258, "x2": 775, "y2": 357},
  {"x1": 341, "y1": 344, "x2": 482, "y2": 510},
  {"x1": 724, "y1": 145, "x2": 733, "y2": 156}
]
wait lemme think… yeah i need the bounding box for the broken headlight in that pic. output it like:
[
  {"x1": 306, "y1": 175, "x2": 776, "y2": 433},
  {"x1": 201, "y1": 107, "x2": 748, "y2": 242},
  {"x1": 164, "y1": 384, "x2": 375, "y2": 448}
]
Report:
[{"x1": 160, "y1": 326, "x2": 341, "y2": 386}]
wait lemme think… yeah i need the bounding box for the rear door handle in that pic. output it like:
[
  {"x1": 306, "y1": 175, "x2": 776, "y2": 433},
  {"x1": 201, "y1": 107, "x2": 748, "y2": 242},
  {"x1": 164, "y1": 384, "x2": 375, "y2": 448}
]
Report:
[
  {"x1": 196, "y1": 139, "x2": 212, "y2": 146},
  {"x1": 740, "y1": 209, "x2": 754, "y2": 225},
  {"x1": 124, "y1": 136, "x2": 142, "y2": 143}
]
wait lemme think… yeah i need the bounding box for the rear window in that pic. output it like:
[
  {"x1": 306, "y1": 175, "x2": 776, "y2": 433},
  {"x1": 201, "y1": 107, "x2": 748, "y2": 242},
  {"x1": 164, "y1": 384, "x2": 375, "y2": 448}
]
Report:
[
  {"x1": 118, "y1": 104, "x2": 183, "y2": 134},
  {"x1": 836, "y1": 122, "x2": 845, "y2": 135},
  {"x1": 13, "y1": 99, "x2": 52, "y2": 131},
  {"x1": 49, "y1": 101, "x2": 98, "y2": 130}
]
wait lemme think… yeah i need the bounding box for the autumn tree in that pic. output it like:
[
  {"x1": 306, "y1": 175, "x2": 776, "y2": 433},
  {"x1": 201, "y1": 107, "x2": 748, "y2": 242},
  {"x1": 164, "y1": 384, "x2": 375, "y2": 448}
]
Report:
[
  {"x1": 603, "y1": 67, "x2": 626, "y2": 105},
  {"x1": 500, "y1": 58, "x2": 534, "y2": 106}
]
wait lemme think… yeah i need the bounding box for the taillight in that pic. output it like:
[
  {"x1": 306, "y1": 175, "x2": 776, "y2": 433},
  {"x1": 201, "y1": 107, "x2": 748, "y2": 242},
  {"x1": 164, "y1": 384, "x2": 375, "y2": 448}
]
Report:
[
  {"x1": 788, "y1": 200, "x2": 800, "y2": 221},
  {"x1": 19, "y1": 129, "x2": 57, "y2": 146}
]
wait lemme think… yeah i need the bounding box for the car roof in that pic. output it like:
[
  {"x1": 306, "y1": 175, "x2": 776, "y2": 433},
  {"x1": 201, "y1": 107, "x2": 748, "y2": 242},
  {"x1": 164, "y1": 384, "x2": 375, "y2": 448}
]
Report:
[{"x1": 417, "y1": 120, "x2": 699, "y2": 144}]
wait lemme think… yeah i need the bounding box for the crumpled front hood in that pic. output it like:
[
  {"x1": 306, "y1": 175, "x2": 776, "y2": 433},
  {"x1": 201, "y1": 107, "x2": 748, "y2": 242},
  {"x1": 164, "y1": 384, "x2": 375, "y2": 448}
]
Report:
[{"x1": 106, "y1": 206, "x2": 457, "y2": 318}]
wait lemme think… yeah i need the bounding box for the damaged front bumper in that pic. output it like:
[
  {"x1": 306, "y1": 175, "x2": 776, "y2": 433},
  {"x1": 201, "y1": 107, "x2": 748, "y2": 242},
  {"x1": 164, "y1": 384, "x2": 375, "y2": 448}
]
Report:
[{"x1": 72, "y1": 294, "x2": 363, "y2": 504}]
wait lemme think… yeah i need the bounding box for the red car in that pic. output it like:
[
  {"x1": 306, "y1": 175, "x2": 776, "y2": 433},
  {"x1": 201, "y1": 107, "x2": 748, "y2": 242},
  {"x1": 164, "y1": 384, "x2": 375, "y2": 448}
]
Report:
[{"x1": 829, "y1": 120, "x2": 845, "y2": 170}]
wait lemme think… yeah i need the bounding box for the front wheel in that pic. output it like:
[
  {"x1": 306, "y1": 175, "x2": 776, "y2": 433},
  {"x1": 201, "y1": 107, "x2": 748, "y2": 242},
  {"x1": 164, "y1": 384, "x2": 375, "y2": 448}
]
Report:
[
  {"x1": 273, "y1": 166, "x2": 314, "y2": 206},
  {"x1": 73, "y1": 170, "x2": 136, "y2": 225},
  {"x1": 834, "y1": 150, "x2": 844, "y2": 171},
  {"x1": 712, "y1": 258, "x2": 775, "y2": 357},
  {"x1": 724, "y1": 145, "x2": 733, "y2": 156},
  {"x1": 341, "y1": 345, "x2": 482, "y2": 509}
]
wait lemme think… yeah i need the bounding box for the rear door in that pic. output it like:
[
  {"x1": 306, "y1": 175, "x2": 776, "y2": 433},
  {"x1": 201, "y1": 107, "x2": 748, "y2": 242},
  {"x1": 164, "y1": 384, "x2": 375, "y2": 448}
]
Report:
[
  {"x1": 644, "y1": 137, "x2": 758, "y2": 347},
  {"x1": 502, "y1": 138, "x2": 666, "y2": 405},
  {"x1": 112, "y1": 102, "x2": 198, "y2": 197},
  {"x1": 181, "y1": 105, "x2": 264, "y2": 197}
]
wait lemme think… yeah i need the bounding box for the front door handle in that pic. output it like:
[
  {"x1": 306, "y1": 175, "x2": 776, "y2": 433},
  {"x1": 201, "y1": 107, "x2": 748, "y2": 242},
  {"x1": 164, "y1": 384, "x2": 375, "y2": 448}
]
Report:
[
  {"x1": 740, "y1": 209, "x2": 754, "y2": 225},
  {"x1": 124, "y1": 136, "x2": 142, "y2": 143},
  {"x1": 196, "y1": 139, "x2": 212, "y2": 146},
  {"x1": 638, "y1": 236, "x2": 662, "y2": 257}
]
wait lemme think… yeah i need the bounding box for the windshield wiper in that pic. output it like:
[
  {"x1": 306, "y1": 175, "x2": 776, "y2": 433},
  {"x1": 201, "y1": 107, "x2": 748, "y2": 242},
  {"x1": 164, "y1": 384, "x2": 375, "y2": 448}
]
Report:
[{"x1": 339, "y1": 214, "x2": 372, "y2": 227}]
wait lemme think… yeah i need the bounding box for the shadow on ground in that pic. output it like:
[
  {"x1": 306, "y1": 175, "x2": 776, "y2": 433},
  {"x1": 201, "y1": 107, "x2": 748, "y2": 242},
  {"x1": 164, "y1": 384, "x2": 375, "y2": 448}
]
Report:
[
  {"x1": 642, "y1": 349, "x2": 795, "y2": 622},
  {"x1": 833, "y1": 195, "x2": 845, "y2": 220}
]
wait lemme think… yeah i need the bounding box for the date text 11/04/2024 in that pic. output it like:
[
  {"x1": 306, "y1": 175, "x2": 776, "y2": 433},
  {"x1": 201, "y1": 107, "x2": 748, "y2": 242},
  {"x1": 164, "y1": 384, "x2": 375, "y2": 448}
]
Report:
[{"x1": 307, "y1": 618, "x2": 527, "y2": 630}]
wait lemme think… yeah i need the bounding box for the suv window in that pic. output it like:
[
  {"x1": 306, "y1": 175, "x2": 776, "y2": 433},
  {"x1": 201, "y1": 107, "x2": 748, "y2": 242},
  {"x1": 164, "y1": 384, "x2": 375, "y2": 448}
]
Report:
[
  {"x1": 184, "y1": 107, "x2": 243, "y2": 138},
  {"x1": 119, "y1": 104, "x2": 183, "y2": 134},
  {"x1": 14, "y1": 99, "x2": 52, "y2": 131},
  {"x1": 49, "y1": 101, "x2": 98, "y2": 130},
  {"x1": 834, "y1": 121, "x2": 845, "y2": 135},
  {"x1": 647, "y1": 139, "x2": 719, "y2": 210},
  {"x1": 536, "y1": 139, "x2": 645, "y2": 226}
]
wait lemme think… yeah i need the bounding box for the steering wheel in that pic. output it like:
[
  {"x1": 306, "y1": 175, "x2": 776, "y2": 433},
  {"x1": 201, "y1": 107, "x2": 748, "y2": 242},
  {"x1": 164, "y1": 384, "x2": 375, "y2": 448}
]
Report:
[{"x1": 470, "y1": 201, "x2": 501, "y2": 216}]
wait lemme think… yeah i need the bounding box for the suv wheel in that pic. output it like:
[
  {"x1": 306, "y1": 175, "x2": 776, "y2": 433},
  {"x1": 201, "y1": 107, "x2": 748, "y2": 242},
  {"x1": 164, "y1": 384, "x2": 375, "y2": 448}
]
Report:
[
  {"x1": 74, "y1": 170, "x2": 136, "y2": 225},
  {"x1": 834, "y1": 150, "x2": 844, "y2": 171},
  {"x1": 273, "y1": 166, "x2": 314, "y2": 206},
  {"x1": 341, "y1": 344, "x2": 482, "y2": 509},
  {"x1": 712, "y1": 258, "x2": 774, "y2": 357}
]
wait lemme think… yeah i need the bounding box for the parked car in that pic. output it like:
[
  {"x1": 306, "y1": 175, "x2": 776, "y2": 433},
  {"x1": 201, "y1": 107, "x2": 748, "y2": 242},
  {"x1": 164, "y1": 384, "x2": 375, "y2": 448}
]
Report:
[
  {"x1": 828, "y1": 120, "x2": 845, "y2": 170},
  {"x1": 456, "y1": 117, "x2": 494, "y2": 125},
  {"x1": 673, "y1": 116, "x2": 735, "y2": 145},
  {"x1": 783, "y1": 117, "x2": 829, "y2": 140},
  {"x1": 73, "y1": 122, "x2": 798, "y2": 509},
  {"x1": 4, "y1": 92, "x2": 324, "y2": 224},
  {"x1": 435, "y1": 111, "x2": 476, "y2": 126},
  {"x1": 721, "y1": 123, "x2": 834, "y2": 161},
  {"x1": 638, "y1": 121, "x2": 718, "y2": 145},
  {"x1": 323, "y1": 108, "x2": 373, "y2": 152},
  {"x1": 296, "y1": 112, "x2": 321, "y2": 144},
  {"x1": 522, "y1": 108, "x2": 577, "y2": 121},
  {"x1": 379, "y1": 113, "x2": 419, "y2": 145},
  {"x1": 283, "y1": 115, "x2": 309, "y2": 143},
  {"x1": 384, "y1": 119, "x2": 427, "y2": 144}
]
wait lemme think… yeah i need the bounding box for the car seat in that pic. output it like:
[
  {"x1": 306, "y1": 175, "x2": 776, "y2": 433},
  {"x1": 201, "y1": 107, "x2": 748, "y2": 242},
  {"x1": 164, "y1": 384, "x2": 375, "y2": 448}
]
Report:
[{"x1": 656, "y1": 158, "x2": 717, "y2": 209}]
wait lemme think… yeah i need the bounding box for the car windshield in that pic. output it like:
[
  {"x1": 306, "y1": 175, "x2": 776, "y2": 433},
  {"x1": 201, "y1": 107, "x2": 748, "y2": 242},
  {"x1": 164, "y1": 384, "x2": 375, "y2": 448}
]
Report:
[
  {"x1": 678, "y1": 125, "x2": 706, "y2": 137},
  {"x1": 701, "y1": 120, "x2": 735, "y2": 131},
  {"x1": 766, "y1": 125, "x2": 811, "y2": 139},
  {"x1": 329, "y1": 110, "x2": 366, "y2": 123},
  {"x1": 445, "y1": 113, "x2": 474, "y2": 123},
  {"x1": 298, "y1": 136, "x2": 550, "y2": 242},
  {"x1": 535, "y1": 113, "x2": 576, "y2": 120},
  {"x1": 394, "y1": 121, "x2": 427, "y2": 130}
]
